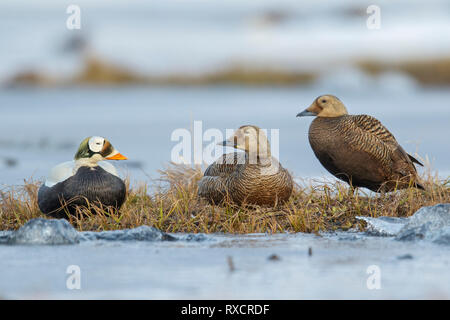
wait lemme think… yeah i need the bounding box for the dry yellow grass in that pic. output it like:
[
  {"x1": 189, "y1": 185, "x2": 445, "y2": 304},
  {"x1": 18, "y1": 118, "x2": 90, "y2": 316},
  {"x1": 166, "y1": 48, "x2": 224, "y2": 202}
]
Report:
[{"x1": 0, "y1": 164, "x2": 449, "y2": 233}]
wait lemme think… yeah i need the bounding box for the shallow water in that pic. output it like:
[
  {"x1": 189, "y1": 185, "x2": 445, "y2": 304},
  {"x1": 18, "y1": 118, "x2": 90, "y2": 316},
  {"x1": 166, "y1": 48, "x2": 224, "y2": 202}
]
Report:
[
  {"x1": 0, "y1": 206, "x2": 449, "y2": 300},
  {"x1": 1, "y1": 85, "x2": 449, "y2": 187},
  {"x1": 0, "y1": 232, "x2": 449, "y2": 299}
]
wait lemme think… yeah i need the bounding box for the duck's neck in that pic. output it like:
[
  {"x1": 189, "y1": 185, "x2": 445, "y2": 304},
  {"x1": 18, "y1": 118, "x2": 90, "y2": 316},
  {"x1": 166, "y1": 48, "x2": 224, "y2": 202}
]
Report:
[{"x1": 74, "y1": 157, "x2": 99, "y2": 171}]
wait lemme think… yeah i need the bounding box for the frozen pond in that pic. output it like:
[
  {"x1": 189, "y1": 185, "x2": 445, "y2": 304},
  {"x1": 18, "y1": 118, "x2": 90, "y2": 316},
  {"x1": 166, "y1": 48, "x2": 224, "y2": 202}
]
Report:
[
  {"x1": 0, "y1": 205, "x2": 449, "y2": 299},
  {"x1": 0, "y1": 231, "x2": 449, "y2": 299}
]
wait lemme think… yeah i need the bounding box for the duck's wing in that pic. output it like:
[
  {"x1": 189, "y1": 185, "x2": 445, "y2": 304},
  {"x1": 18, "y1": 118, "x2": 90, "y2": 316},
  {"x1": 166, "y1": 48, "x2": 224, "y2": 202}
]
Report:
[
  {"x1": 203, "y1": 152, "x2": 247, "y2": 177},
  {"x1": 350, "y1": 115, "x2": 423, "y2": 168},
  {"x1": 197, "y1": 175, "x2": 228, "y2": 203},
  {"x1": 351, "y1": 115, "x2": 399, "y2": 148},
  {"x1": 198, "y1": 152, "x2": 246, "y2": 203},
  {"x1": 44, "y1": 161, "x2": 76, "y2": 187}
]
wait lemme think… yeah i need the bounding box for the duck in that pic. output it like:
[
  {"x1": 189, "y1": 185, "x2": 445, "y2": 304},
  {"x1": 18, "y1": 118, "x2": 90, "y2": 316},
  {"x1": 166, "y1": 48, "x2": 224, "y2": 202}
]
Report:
[
  {"x1": 38, "y1": 136, "x2": 128, "y2": 218},
  {"x1": 296, "y1": 95, "x2": 424, "y2": 192},
  {"x1": 198, "y1": 125, "x2": 293, "y2": 206}
]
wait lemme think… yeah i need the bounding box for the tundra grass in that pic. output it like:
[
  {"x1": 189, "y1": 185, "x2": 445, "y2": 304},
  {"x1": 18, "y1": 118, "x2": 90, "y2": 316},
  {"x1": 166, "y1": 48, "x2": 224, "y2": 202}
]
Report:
[
  {"x1": 0, "y1": 164, "x2": 449, "y2": 233},
  {"x1": 8, "y1": 55, "x2": 450, "y2": 87}
]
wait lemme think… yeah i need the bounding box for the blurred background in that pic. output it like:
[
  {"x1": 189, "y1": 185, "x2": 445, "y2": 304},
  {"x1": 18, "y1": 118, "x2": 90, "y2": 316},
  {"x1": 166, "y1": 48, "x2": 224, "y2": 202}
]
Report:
[{"x1": 0, "y1": 0, "x2": 449, "y2": 187}]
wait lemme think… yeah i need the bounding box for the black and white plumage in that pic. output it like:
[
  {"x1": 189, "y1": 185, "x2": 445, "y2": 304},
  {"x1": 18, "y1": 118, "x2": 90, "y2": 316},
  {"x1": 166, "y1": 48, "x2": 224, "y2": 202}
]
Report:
[{"x1": 38, "y1": 136, "x2": 128, "y2": 218}]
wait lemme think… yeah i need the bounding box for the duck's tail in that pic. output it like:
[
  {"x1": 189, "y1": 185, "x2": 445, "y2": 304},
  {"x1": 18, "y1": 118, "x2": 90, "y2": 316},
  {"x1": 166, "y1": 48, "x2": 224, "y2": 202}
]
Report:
[
  {"x1": 408, "y1": 154, "x2": 424, "y2": 167},
  {"x1": 415, "y1": 182, "x2": 426, "y2": 191}
]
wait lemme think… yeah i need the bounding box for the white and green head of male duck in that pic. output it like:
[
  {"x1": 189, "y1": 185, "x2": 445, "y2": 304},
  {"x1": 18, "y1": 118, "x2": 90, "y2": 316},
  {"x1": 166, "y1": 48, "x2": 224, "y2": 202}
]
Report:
[
  {"x1": 44, "y1": 136, "x2": 127, "y2": 187},
  {"x1": 74, "y1": 136, "x2": 127, "y2": 166}
]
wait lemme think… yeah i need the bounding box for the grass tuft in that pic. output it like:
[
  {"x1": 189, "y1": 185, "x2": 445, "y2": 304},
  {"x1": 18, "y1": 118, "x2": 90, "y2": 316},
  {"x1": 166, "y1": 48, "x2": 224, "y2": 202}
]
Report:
[{"x1": 0, "y1": 164, "x2": 449, "y2": 233}]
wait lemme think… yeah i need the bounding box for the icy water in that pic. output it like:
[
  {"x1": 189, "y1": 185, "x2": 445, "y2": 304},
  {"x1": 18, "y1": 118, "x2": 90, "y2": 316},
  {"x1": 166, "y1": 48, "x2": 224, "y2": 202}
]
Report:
[
  {"x1": 1, "y1": 234, "x2": 448, "y2": 299},
  {"x1": 1, "y1": 85, "x2": 449, "y2": 187},
  {"x1": 0, "y1": 205, "x2": 449, "y2": 299}
]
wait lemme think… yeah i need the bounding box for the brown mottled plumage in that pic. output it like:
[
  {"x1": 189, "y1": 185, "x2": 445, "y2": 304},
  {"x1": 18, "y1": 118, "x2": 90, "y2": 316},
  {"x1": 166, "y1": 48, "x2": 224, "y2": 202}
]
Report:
[
  {"x1": 198, "y1": 125, "x2": 293, "y2": 206},
  {"x1": 297, "y1": 95, "x2": 424, "y2": 192}
]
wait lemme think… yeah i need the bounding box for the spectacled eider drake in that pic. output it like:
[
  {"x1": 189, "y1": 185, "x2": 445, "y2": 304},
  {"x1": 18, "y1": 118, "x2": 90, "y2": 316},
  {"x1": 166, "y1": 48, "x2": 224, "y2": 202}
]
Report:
[
  {"x1": 198, "y1": 125, "x2": 293, "y2": 206},
  {"x1": 297, "y1": 95, "x2": 425, "y2": 192},
  {"x1": 38, "y1": 136, "x2": 128, "y2": 218}
]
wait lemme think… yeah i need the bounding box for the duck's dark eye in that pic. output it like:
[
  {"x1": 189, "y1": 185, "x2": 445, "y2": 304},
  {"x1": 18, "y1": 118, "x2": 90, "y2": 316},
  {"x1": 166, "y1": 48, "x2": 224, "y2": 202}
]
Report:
[{"x1": 321, "y1": 99, "x2": 327, "y2": 103}]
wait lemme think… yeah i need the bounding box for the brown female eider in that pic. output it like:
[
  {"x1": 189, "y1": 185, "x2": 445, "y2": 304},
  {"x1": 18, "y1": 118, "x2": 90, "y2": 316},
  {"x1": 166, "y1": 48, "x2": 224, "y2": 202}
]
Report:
[
  {"x1": 297, "y1": 95, "x2": 424, "y2": 192},
  {"x1": 198, "y1": 125, "x2": 293, "y2": 205}
]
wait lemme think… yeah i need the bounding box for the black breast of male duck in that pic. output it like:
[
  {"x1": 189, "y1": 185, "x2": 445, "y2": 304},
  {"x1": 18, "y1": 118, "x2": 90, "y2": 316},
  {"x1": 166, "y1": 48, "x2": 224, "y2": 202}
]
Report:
[{"x1": 38, "y1": 166, "x2": 126, "y2": 218}]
